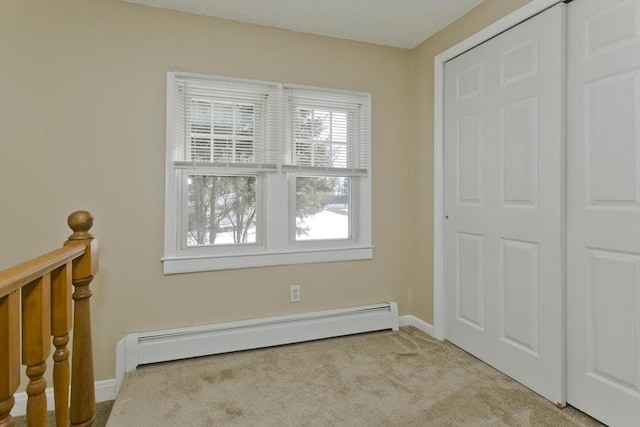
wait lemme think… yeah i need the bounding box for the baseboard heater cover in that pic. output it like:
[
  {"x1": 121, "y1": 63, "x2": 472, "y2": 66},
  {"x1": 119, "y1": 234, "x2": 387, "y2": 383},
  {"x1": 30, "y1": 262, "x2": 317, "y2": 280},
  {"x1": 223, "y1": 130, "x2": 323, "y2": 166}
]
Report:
[{"x1": 115, "y1": 302, "x2": 398, "y2": 393}]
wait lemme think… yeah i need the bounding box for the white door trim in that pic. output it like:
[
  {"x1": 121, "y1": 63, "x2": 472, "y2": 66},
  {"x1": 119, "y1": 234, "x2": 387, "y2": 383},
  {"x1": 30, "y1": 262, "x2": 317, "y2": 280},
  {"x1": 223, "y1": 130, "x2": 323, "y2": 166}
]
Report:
[{"x1": 432, "y1": 0, "x2": 563, "y2": 340}]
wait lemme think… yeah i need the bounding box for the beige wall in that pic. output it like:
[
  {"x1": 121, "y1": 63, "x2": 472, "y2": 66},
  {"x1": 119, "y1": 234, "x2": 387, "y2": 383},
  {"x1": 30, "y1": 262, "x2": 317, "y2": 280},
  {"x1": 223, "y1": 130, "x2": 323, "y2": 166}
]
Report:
[
  {"x1": 0, "y1": 0, "x2": 527, "y2": 382},
  {"x1": 0, "y1": 0, "x2": 413, "y2": 381},
  {"x1": 409, "y1": 0, "x2": 529, "y2": 322}
]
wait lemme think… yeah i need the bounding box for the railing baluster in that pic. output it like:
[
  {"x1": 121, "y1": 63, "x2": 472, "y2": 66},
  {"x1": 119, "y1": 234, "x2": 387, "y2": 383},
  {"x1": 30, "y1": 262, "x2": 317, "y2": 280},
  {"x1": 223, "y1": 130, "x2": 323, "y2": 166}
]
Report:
[
  {"x1": 65, "y1": 211, "x2": 97, "y2": 427},
  {"x1": 0, "y1": 210, "x2": 97, "y2": 426},
  {"x1": 51, "y1": 263, "x2": 73, "y2": 427},
  {"x1": 0, "y1": 291, "x2": 20, "y2": 427},
  {"x1": 22, "y1": 274, "x2": 52, "y2": 427}
]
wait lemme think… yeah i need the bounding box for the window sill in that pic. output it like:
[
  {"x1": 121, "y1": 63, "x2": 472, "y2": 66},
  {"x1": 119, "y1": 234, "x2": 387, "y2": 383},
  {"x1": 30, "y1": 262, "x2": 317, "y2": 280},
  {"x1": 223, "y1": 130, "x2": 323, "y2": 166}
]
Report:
[{"x1": 162, "y1": 246, "x2": 373, "y2": 274}]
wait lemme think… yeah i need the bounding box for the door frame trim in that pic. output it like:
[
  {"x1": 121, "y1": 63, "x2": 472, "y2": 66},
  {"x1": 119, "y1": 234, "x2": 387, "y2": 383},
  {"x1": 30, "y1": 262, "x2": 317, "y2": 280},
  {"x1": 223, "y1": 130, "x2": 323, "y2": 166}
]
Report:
[{"x1": 432, "y1": 0, "x2": 562, "y2": 340}]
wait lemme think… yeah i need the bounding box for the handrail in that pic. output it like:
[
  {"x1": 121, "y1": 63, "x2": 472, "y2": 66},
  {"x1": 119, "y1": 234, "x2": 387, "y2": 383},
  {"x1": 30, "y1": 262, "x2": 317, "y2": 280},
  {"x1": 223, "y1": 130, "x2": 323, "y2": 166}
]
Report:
[
  {"x1": 0, "y1": 210, "x2": 98, "y2": 427},
  {"x1": 0, "y1": 245, "x2": 85, "y2": 298}
]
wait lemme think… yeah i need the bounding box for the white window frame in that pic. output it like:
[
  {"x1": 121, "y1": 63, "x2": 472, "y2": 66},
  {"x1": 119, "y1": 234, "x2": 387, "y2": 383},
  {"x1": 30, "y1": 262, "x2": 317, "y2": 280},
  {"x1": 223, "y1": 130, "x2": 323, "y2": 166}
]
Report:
[{"x1": 163, "y1": 72, "x2": 372, "y2": 274}]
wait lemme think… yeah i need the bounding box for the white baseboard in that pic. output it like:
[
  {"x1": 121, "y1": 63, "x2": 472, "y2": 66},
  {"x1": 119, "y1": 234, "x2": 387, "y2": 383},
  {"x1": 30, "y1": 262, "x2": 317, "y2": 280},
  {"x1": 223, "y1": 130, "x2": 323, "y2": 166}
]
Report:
[
  {"x1": 399, "y1": 315, "x2": 436, "y2": 337},
  {"x1": 11, "y1": 311, "x2": 428, "y2": 417},
  {"x1": 115, "y1": 302, "x2": 399, "y2": 394},
  {"x1": 12, "y1": 379, "x2": 116, "y2": 417}
]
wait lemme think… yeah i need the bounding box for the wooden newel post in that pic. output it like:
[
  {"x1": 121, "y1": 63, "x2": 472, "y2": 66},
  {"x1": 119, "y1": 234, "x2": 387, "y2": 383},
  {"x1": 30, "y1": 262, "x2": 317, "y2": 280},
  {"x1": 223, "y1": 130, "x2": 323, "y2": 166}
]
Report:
[{"x1": 64, "y1": 211, "x2": 98, "y2": 427}]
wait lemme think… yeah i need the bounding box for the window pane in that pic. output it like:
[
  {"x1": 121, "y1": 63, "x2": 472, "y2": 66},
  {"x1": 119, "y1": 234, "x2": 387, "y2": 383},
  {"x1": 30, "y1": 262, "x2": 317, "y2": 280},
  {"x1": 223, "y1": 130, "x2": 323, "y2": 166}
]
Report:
[
  {"x1": 295, "y1": 176, "x2": 350, "y2": 241},
  {"x1": 190, "y1": 137, "x2": 212, "y2": 162},
  {"x1": 236, "y1": 104, "x2": 255, "y2": 137},
  {"x1": 186, "y1": 100, "x2": 257, "y2": 163},
  {"x1": 213, "y1": 103, "x2": 233, "y2": 135},
  {"x1": 190, "y1": 101, "x2": 212, "y2": 134},
  {"x1": 187, "y1": 175, "x2": 257, "y2": 246},
  {"x1": 331, "y1": 111, "x2": 348, "y2": 142},
  {"x1": 293, "y1": 107, "x2": 352, "y2": 169},
  {"x1": 236, "y1": 140, "x2": 254, "y2": 162},
  {"x1": 295, "y1": 109, "x2": 313, "y2": 140},
  {"x1": 212, "y1": 139, "x2": 234, "y2": 162}
]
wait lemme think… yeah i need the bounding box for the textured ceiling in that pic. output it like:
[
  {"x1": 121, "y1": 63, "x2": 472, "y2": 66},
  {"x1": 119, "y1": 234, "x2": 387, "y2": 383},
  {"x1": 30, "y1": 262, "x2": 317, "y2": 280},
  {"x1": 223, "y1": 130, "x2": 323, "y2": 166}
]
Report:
[{"x1": 122, "y1": 0, "x2": 484, "y2": 48}]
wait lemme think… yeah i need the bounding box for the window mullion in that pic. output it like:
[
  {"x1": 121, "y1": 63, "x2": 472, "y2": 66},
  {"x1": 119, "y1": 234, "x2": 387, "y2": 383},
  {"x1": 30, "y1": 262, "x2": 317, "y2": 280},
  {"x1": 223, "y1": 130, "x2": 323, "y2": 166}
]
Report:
[
  {"x1": 232, "y1": 104, "x2": 237, "y2": 163},
  {"x1": 209, "y1": 103, "x2": 214, "y2": 162},
  {"x1": 265, "y1": 173, "x2": 289, "y2": 251}
]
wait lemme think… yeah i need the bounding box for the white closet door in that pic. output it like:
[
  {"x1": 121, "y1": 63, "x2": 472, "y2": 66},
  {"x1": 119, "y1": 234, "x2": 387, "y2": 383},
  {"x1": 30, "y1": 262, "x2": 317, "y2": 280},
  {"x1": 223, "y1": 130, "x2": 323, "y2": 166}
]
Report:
[
  {"x1": 443, "y1": 4, "x2": 565, "y2": 403},
  {"x1": 567, "y1": 1, "x2": 640, "y2": 426}
]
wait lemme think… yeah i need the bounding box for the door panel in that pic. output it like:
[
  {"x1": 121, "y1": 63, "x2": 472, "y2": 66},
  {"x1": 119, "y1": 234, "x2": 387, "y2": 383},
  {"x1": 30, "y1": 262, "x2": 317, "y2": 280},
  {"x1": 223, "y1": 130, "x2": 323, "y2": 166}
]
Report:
[
  {"x1": 456, "y1": 232, "x2": 485, "y2": 329},
  {"x1": 567, "y1": 1, "x2": 640, "y2": 426},
  {"x1": 444, "y1": 4, "x2": 565, "y2": 404},
  {"x1": 501, "y1": 97, "x2": 538, "y2": 205},
  {"x1": 500, "y1": 238, "x2": 538, "y2": 355},
  {"x1": 457, "y1": 113, "x2": 484, "y2": 204}
]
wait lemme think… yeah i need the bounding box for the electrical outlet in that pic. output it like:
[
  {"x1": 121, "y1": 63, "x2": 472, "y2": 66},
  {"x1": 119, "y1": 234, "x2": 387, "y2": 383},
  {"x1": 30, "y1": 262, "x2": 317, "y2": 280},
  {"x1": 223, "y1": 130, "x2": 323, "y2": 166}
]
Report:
[{"x1": 290, "y1": 285, "x2": 301, "y2": 303}]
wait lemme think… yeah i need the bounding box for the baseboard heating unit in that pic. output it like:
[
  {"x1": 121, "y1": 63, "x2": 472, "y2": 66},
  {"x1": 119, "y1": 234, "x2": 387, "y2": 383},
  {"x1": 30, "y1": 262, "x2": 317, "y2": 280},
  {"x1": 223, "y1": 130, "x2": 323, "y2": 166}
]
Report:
[{"x1": 115, "y1": 302, "x2": 399, "y2": 393}]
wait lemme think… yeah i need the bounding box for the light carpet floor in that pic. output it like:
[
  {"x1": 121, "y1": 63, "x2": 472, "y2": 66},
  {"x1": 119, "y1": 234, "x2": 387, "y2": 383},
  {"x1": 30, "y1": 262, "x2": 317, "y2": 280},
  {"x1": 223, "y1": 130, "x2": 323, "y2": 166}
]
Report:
[{"x1": 107, "y1": 327, "x2": 603, "y2": 427}]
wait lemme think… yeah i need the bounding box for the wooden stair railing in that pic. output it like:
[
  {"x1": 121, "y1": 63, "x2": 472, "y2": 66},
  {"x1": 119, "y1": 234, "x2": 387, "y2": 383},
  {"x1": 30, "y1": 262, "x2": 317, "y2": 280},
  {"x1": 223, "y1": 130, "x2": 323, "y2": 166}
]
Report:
[{"x1": 0, "y1": 211, "x2": 98, "y2": 427}]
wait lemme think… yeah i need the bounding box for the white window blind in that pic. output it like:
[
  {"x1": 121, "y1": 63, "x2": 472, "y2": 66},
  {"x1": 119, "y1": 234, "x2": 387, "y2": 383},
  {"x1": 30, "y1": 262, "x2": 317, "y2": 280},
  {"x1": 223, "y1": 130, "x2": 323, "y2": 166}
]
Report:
[
  {"x1": 171, "y1": 74, "x2": 279, "y2": 171},
  {"x1": 283, "y1": 86, "x2": 370, "y2": 176}
]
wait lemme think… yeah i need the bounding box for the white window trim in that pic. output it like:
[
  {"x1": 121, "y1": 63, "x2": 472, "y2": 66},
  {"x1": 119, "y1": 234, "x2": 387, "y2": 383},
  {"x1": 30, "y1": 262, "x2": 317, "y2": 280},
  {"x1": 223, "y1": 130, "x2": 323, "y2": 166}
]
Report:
[
  {"x1": 162, "y1": 247, "x2": 373, "y2": 274},
  {"x1": 163, "y1": 73, "x2": 372, "y2": 274}
]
